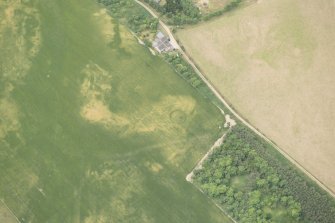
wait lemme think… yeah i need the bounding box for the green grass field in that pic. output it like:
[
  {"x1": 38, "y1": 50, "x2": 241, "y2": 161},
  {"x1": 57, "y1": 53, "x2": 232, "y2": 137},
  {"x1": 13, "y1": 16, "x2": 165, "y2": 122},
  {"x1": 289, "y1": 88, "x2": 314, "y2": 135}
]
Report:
[{"x1": 0, "y1": 0, "x2": 233, "y2": 222}]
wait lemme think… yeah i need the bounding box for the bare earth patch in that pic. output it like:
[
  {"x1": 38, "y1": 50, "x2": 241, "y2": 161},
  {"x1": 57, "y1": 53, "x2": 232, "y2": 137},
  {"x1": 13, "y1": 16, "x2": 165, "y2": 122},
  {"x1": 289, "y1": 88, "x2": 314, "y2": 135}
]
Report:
[
  {"x1": 0, "y1": 98, "x2": 20, "y2": 140},
  {"x1": 177, "y1": 0, "x2": 335, "y2": 191},
  {"x1": 80, "y1": 63, "x2": 130, "y2": 128},
  {"x1": 81, "y1": 100, "x2": 113, "y2": 123},
  {"x1": 92, "y1": 8, "x2": 134, "y2": 48},
  {"x1": 0, "y1": 0, "x2": 41, "y2": 141},
  {"x1": 0, "y1": 0, "x2": 41, "y2": 80},
  {"x1": 93, "y1": 9, "x2": 115, "y2": 43},
  {"x1": 80, "y1": 63, "x2": 197, "y2": 138},
  {"x1": 81, "y1": 100, "x2": 129, "y2": 127},
  {"x1": 145, "y1": 162, "x2": 163, "y2": 173},
  {"x1": 0, "y1": 201, "x2": 17, "y2": 223}
]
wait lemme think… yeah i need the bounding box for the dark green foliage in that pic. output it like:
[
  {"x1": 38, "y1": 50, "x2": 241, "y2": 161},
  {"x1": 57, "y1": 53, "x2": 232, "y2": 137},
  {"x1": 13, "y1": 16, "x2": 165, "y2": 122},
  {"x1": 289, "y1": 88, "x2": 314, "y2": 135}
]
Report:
[
  {"x1": 143, "y1": 0, "x2": 166, "y2": 13},
  {"x1": 165, "y1": 0, "x2": 183, "y2": 13},
  {"x1": 97, "y1": 0, "x2": 158, "y2": 34},
  {"x1": 163, "y1": 53, "x2": 227, "y2": 111},
  {"x1": 98, "y1": 0, "x2": 243, "y2": 30},
  {"x1": 194, "y1": 125, "x2": 335, "y2": 223},
  {"x1": 143, "y1": 0, "x2": 201, "y2": 25},
  {"x1": 233, "y1": 126, "x2": 335, "y2": 223},
  {"x1": 144, "y1": 0, "x2": 244, "y2": 24},
  {"x1": 203, "y1": 0, "x2": 243, "y2": 21},
  {"x1": 194, "y1": 128, "x2": 301, "y2": 222},
  {"x1": 165, "y1": 0, "x2": 201, "y2": 25}
]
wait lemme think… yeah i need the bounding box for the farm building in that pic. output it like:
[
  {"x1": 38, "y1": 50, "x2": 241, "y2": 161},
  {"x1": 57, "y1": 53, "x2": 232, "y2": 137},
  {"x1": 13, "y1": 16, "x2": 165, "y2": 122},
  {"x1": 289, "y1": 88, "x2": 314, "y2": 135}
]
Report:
[{"x1": 152, "y1": 31, "x2": 174, "y2": 53}]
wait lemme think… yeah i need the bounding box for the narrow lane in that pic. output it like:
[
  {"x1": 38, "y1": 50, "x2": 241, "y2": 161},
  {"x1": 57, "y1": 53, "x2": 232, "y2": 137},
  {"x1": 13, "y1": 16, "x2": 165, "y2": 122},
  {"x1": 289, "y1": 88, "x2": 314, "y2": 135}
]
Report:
[{"x1": 134, "y1": 0, "x2": 335, "y2": 199}]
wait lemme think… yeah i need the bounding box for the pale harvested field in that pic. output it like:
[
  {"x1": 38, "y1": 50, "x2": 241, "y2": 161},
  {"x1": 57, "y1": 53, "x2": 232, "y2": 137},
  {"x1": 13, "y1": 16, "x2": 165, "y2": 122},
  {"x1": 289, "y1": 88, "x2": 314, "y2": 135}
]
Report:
[{"x1": 178, "y1": 0, "x2": 335, "y2": 191}]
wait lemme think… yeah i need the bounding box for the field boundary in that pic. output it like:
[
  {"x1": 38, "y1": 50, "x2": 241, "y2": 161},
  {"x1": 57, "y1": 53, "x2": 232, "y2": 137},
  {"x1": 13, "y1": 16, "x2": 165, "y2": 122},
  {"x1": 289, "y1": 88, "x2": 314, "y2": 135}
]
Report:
[
  {"x1": 134, "y1": 0, "x2": 335, "y2": 199},
  {"x1": 186, "y1": 131, "x2": 238, "y2": 223},
  {"x1": 193, "y1": 181, "x2": 238, "y2": 223},
  {"x1": 186, "y1": 132, "x2": 227, "y2": 183},
  {"x1": 0, "y1": 200, "x2": 20, "y2": 223}
]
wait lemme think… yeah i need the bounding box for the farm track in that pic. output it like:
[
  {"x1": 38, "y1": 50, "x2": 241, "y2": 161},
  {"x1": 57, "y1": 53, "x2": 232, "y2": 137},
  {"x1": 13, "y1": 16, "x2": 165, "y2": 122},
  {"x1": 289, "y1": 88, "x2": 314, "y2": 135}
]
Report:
[
  {"x1": 0, "y1": 200, "x2": 20, "y2": 223},
  {"x1": 186, "y1": 131, "x2": 239, "y2": 223},
  {"x1": 134, "y1": 0, "x2": 335, "y2": 199}
]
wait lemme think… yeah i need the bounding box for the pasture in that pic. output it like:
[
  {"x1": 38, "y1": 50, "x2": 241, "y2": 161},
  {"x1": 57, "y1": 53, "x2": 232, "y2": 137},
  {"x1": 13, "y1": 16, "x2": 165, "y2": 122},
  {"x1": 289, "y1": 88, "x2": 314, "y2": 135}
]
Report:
[
  {"x1": 0, "y1": 0, "x2": 232, "y2": 222},
  {"x1": 177, "y1": 0, "x2": 335, "y2": 192}
]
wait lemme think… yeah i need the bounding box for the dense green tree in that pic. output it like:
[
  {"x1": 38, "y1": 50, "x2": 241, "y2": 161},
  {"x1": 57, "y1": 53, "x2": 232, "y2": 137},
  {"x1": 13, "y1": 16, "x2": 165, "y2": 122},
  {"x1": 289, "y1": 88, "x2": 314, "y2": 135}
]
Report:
[
  {"x1": 192, "y1": 125, "x2": 335, "y2": 222},
  {"x1": 165, "y1": 0, "x2": 182, "y2": 13}
]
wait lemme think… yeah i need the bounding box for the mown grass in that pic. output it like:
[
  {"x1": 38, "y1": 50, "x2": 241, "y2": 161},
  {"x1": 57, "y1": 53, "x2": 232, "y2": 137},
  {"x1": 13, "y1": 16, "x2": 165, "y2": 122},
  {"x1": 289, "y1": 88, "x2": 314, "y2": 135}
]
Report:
[{"x1": 0, "y1": 0, "x2": 233, "y2": 222}]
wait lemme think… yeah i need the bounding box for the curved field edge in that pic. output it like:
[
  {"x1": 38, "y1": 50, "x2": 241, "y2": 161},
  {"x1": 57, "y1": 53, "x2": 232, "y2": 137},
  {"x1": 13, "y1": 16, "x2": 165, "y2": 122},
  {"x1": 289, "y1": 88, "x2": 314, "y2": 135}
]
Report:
[{"x1": 119, "y1": 0, "x2": 335, "y2": 222}]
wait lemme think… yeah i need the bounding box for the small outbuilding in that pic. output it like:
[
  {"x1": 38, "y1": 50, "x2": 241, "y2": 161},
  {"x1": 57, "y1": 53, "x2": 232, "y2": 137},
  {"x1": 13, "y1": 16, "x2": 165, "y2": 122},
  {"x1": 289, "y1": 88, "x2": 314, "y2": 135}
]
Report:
[{"x1": 152, "y1": 31, "x2": 174, "y2": 53}]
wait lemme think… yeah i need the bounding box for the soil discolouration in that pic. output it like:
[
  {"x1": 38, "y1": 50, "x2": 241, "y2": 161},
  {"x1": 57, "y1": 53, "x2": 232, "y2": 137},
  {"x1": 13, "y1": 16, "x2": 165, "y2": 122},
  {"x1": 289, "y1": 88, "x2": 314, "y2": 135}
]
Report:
[{"x1": 80, "y1": 63, "x2": 197, "y2": 137}]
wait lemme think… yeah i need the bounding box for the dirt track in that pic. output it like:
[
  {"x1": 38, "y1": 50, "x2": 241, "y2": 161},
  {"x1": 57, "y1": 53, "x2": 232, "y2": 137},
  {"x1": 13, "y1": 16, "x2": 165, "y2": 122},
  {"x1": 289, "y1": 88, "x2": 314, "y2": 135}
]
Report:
[{"x1": 134, "y1": 0, "x2": 335, "y2": 199}]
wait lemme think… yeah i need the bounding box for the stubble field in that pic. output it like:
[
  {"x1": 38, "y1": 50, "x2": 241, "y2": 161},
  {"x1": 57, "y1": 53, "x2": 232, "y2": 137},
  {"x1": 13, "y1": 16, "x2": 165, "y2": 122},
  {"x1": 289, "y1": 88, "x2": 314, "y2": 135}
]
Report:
[{"x1": 177, "y1": 0, "x2": 335, "y2": 192}]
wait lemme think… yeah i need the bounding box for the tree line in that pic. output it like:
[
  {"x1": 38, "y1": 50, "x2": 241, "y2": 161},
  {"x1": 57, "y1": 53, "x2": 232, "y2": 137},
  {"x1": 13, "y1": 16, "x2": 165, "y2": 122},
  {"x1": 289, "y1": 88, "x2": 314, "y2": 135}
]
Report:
[
  {"x1": 144, "y1": 0, "x2": 244, "y2": 25},
  {"x1": 144, "y1": 0, "x2": 201, "y2": 25},
  {"x1": 97, "y1": 0, "x2": 158, "y2": 37},
  {"x1": 94, "y1": 2, "x2": 335, "y2": 221},
  {"x1": 194, "y1": 125, "x2": 335, "y2": 223},
  {"x1": 164, "y1": 53, "x2": 225, "y2": 110}
]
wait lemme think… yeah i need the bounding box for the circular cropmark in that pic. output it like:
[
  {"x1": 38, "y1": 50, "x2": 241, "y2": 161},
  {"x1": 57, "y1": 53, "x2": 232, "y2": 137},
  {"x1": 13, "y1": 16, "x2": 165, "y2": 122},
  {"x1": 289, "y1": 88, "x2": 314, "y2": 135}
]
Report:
[{"x1": 169, "y1": 109, "x2": 187, "y2": 123}]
